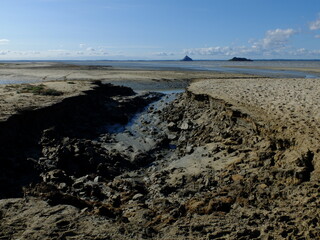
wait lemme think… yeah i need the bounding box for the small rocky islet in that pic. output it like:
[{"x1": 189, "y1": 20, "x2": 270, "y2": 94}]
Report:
[
  {"x1": 181, "y1": 55, "x2": 193, "y2": 61},
  {"x1": 229, "y1": 57, "x2": 253, "y2": 61}
]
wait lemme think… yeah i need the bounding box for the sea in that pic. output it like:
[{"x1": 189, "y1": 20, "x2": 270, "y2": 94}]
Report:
[
  {"x1": 1, "y1": 60, "x2": 320, "y2": 84},
  {"x1": 67, "y1": 60, "x2": 320, "y2": 78}
]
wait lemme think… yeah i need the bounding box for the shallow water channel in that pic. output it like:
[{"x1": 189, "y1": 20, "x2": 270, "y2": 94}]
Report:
[{"x1": 105, "y1": 89, "x2": 184, "y2": 135}]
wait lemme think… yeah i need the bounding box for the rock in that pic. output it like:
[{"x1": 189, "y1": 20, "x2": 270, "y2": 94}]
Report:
[
  {"x1": 167, "y1": 134, "x2": 177, "y2": 140},
  {"x1": 58, "y1": 182, "x2": 67, "y2": 190},
  {"x1": 228, "y1": 57, "x2": 253, "y2": 61},
  {"x1": 96, "y1": 205, "x2": 117, "y2": 218},
  {"x1": 167, "y1": 122, "x2": 178, "y2": 131},
  {"x1": 185, "y1": 145, "x2": 194, "y2": 154},
  {"x1": 185, "y1": 200, "x2": 206, "y2": 214},
  {"x1": 257, "y1": 183, "x2": 268, "y2": 190},
  {"x1": 180, "y1": 122, "x2": 189, "y2": 130},
  {"x1": 181, "y1": 55, "x2": 193, "y2": 61},
  {"x1": 41, "y1": 169, "x2": 71, "y2": 184},
  {"x1": 94, "y1": 176, "x2": 101, "y2": 183},
  {"x1": 231, "y1": 174, "x2": 244, "y2": 182},
  {"x1": 132, "y1": 193, "x2": 144, "y2": 201}
]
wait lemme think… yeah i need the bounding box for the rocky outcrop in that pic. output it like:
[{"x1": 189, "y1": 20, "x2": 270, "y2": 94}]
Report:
[
  {"x1": 181, "y1": 55, "x2": 193, "y2": 61},
  {"x1": 229, "y1": 57, "x2": 253, "y2": 61},
  {"x1": 156, "y1": 90, "x2": 319, "y2": 239}
]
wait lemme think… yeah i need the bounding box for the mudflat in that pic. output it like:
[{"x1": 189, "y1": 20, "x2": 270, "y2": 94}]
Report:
[
  {"x1": 0, "y1": 62, "x2": 319, "y2": 239},
  {"x1": 0, "y1": 61, "x2": 251, "y2": 89},
  {"x1": 0, "y1": 62, "x2": 252, "y2": 120}
]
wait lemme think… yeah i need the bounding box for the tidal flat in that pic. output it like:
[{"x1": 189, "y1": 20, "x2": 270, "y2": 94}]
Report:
[{"x1": 0, "y1": 62, "x2": 319, "y2": 239}]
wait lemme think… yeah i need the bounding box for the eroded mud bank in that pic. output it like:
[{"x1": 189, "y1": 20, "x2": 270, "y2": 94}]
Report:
[
  {"x1": 0, "y1": 83, "x2": 319, "y2": 239},
  {"x1": 0, "y1": 82, "x2": 163, "y2": 198}
]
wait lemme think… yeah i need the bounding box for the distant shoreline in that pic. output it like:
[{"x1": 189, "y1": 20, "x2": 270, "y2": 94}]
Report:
[{"x1": 0, "y1": 59, "x2": 320, "y2": 63}]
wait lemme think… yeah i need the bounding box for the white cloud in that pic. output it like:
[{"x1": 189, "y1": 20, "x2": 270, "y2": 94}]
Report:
[
  {"x1": 315, "y1": 34, "x2": 320, "y2": 39},
  {"x1": 0, "y1": 50, "x2": 10, "y2": 55},
  {"x1": 86, "y1": 47, "x2": 96, "y2": 52},
  {"x1": 48, "y1": 49, "x2": 68, "y2": 52},
  {"x1": 310, "y1": 15, "x2": 320, "y2": 30},
  {"x1": 184, "y1": 46, "x2": 257, "y2": 57},
  {"x1": 289, "y1": 48, "x2": 320, "y2": 56},
  {"x1": 185, "y1": 46, "x2": 227, "y2": 55},
  {"x1": 0, "y1": 48, "x2": 110, "y2": 60},
  {"x1": 0, "y1": 39, "x2": 10, "y2": 45},
  {"x1": 153, "y1": 52, "x2": 175, "y2": 56},
  {"x1": 253, "y1": 28, "x2": 296, "y2": 50},
  {"x1": 79, "y1": 43, "x2": 86, "y2": 48},
  {"x1": 26, "y1": 51, "x2": 41, "y2": 55}
]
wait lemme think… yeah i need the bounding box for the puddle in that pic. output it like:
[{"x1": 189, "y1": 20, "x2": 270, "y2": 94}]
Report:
[
  {"x1": 0, "y1": 79, "x2": 37, "y2": 85},
  {"x1": 104, "y1": 123, "x2": 126, "y2": 134},
  {"x1": 154, "y1": 89, "x2": 185, "y2": 94},
  {"x1": 305, "y1": 74, "x2": 319, "y2": 79},
  {"x1": 0, "y1": 77, "x2": 42, "y2": 85},
  {"x1": 169, "y1": 144, "x2": 177, "y2": 149}
]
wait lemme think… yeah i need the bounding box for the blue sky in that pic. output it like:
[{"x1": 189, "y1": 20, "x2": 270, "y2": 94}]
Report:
[{"x1": 0, "y1": 0, "x2": 320, "y2": 60}]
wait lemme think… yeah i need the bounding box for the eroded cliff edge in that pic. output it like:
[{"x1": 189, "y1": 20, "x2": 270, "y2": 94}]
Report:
[{"x1": 0, "y1": 79, "x2": 319, "y2": 239}]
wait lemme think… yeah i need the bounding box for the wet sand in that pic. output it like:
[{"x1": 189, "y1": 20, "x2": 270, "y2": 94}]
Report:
[
  {"x1": 0, "y1": 62, "x2": 252, "y2": 90},
  {"x1": 225, "y1": 64, "x2": 320, "y2": 75}
]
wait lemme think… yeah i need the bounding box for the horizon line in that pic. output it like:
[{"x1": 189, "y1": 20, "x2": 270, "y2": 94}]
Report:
[{"x1": 0, "y1": 58, "x2": 320, "y2": 62}]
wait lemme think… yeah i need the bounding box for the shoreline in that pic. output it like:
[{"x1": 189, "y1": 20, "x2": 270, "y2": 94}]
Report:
[{"x1": 1, "y1": 61, "x2": 320, "y2": 86}]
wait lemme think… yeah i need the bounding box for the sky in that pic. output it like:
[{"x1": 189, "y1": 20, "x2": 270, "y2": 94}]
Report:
[{"x1": 0, "y1": 0, "x2": 320, "y2": 60}]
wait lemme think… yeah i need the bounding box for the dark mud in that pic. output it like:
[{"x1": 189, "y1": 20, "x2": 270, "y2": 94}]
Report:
[{"x1": 0, "y1": 83, "x2": 319, "y2": 239}]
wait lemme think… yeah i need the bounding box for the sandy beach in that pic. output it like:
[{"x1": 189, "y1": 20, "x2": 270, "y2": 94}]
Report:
[
  {"x1": 225, "y1": 64, "x2": 320, "y2": 75},
  {"x1": 0, "y1": 62, "x2": 320, "y2": 239},
  {"x1": 190, "y1": 77, "x2": 320, "y2": 144},
  {"x1": 190, "y1": 76, "x2": 320, "y2": 176}
]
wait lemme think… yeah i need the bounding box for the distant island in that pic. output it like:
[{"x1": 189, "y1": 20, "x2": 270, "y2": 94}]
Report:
[
  {"x1": 181, "y1": 55, "x2": 193, "y2": 61},
  {"x1": 229, "y1": 57, "x2": 253, "y2": 61}
]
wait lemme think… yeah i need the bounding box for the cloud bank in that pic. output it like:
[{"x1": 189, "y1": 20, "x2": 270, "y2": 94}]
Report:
[
  {"x1": 183, "y1": 14, "x2": 320, "y2": 59},
  {"x1": 153, "y1": 52, "x2": 175, "y2": 57},
  {"x1": 184, "y1": 27, "x2": 320, "y2": 59},
  {"x1": 0, "y1": 39, "x2": 10, "y2": 45},
  {"x1": 0, "y1": 48, "x2": 109, "y2": 60}
]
